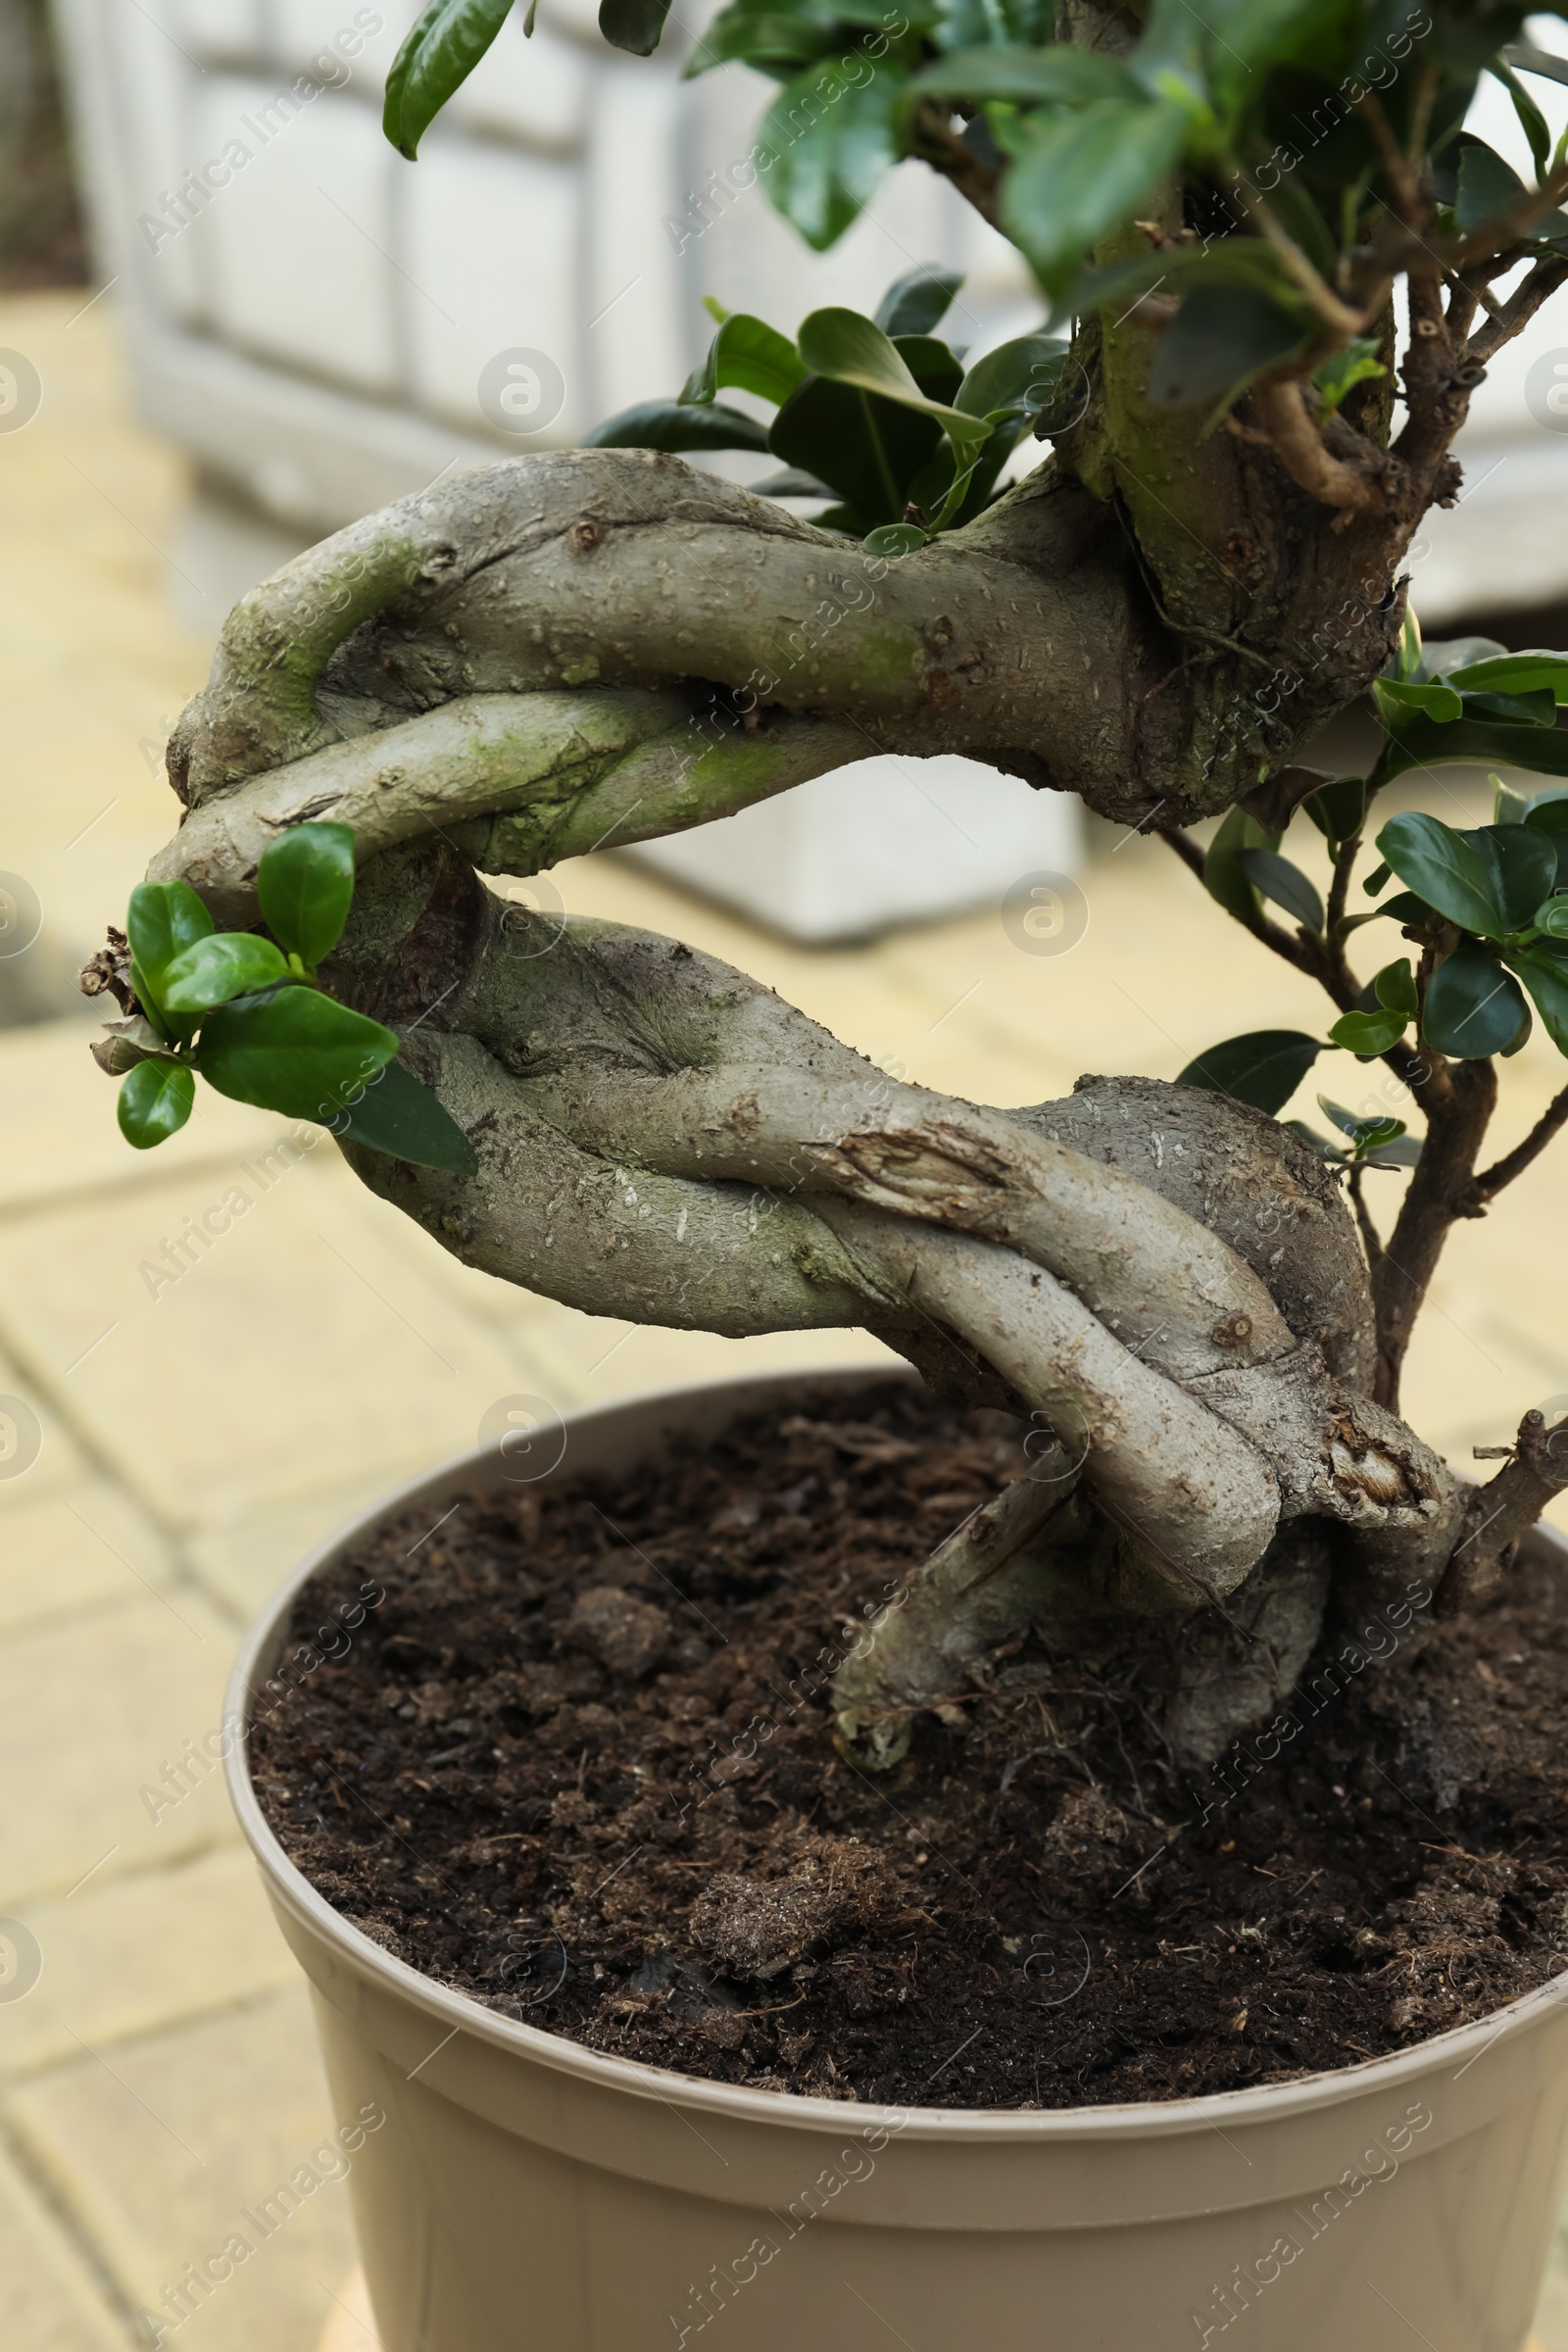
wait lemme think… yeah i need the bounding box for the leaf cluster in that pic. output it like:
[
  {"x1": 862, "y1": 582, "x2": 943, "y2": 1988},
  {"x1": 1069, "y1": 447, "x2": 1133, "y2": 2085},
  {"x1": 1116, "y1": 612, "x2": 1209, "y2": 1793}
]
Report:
[{"x1": 106, "y1": 826, "x2": 477, "y2": 1173}]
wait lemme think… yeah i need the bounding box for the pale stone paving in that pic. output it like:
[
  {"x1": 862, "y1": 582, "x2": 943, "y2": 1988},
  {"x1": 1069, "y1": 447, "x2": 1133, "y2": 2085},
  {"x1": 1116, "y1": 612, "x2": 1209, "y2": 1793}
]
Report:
[{"x1": 2, "y1": 289, "x2": 1566, "y2": 2348}]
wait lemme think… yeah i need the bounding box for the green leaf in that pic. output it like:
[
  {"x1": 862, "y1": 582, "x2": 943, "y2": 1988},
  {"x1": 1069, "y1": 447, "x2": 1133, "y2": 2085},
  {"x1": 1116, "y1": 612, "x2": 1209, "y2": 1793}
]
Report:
[
  {"x1": 1301, "y1": 775, "x2": 1368, "y2": 848},
  {"x1": 1467, "y1": 822, "x2": 1559, "y2": 930},
  {"x1": 1415, "y1": 634, "x2": 1507, "y2": 682},
  {"x1": 383, "y1": 0, "x2": 515, "y2": 160},
  {"x1": 911, "y1": 42, "x2": 1139, "y2": 103},
  {"x1": 335, "y1": 1057, "x2": 479, "y2": 1172},
  {"x1": 759, "y1": 63, "x2": 906, "y2": 250},
  {"x1": 1376, "y1": 811, "x2": 1506, "y2": 935},
  {"x1": 117, "y1": 1059, "x2": 194, "y2": 1151},
  {"x1": 874, "y1": 266, "x2": 963, "y2": 337},
  {"x1": 584, "y1": 400, "x2": 770, "y2": 453},
  {"x1": 1536, "y1": 897, "x2": 1568, "y2": 940},
  {"x1": 770, "y1": 338, "x2": 962, "y2": 524},
  {"x1": 1001, "y1": 98, "x2": 1190, "y2": 303},
  {"x1": 1317, "y1": 1095, "x2": 1406, "y2": 1150},
  {"x1": 685, "y1": 4, "x2": 840, "y2": 77},
  {"x1": 796, "y1": 309, "x2": 988, "y2": 457},
  {"x1": 1373, "y1": 674, "x2": 1462, "y2": 723},
  {"x1": 1448, "y1": 650, "x2": 1568, "y2": 701},
  {"x1": 1202, "y1": 805, "x2": 1275, "y2": 921},
  {"x1": 955, "y1": 331, "x2": 1068, "y2": 419},
  {"x1": 1370, "y1": 709, "x2": 1568, "y2": 793},
  {"x1": 161, "y1": 934, "x2": 291, "y2": 1014},
  {"x1": 1424, "y1": 941, "x2": 1530, "y2": 1058},
  {"x1": 1177, "y1": 1028, "x2": 1321, "y2": 1112},
  {"x1": 195, "y1": 988, "x2": 399, "y2": 1122},
  {"x1": 1375, "y1": 956, "x2": 1419, "y2": 1019},
  {"x1": 256, "y1": 820, "x2": 357, "y2": 968},
  {"x1": 681, "y1": 314, "x2": 806, "y2": 410},
  {"x1": 599, "y1": 0, "x2": 672, "y2": 51},
  {"x1": 1310, "y1": 336, "x2": 1386, "y2": 421},
  {"x1": 863, "y1": 522, "x2": 930, "y2": 556},
  {"x1": 125, "y1": 880, "x2": 215, "y2": 1022},
  {"x1": 1148, "y1": 284, "x2": 1313, "y2": 411},
  {"x1": 1492, "y1": 58, "x2": 1552, "y2": 178},
  {"x1": 1507, "y1": 946, "x2": 1568, "y2": 1054},
  {"x1": 1454, "y1": 135, "x2": 1526, "y2": 235},
  {"x1": 1525, "y1": 788, "x2": 1568, "y2": 833},
  {"x1": 1329, "y1": 1006, "x2": 1408, "y2": 1055},
  {"x1": 1237, "y1": 847, "x2": 1324, "y2": 933}
]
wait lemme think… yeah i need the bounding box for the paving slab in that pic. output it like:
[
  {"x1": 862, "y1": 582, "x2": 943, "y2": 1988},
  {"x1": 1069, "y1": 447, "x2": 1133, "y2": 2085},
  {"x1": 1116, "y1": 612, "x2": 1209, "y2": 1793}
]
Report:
[
  {"x1": 0, "y1": 1590, "x2": 240, "y2": 1910},
  {"x1": 8, "y1": 1987, "x2": 358, "y2": 2352},
  {"x1": 0, "y1": 2140, "x2": 125, "y2": 2351},
  {"x1": 0, "y1": 1846, "x2": 298, "y2": 2081},
  {"x1": 0, "y1": 1480, "x2": 172, "y2": 1640}
]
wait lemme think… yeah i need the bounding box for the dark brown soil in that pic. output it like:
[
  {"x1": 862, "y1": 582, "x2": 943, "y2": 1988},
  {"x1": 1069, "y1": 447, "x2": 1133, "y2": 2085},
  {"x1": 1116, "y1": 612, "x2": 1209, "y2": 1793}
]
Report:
[{"x1": 253, "y1": 1383, "x2": 1568, "y2": 2110}]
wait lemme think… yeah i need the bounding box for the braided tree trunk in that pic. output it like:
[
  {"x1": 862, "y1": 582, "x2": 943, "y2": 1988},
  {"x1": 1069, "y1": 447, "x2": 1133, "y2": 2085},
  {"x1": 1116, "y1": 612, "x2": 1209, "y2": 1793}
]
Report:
[{"x1": 149, "y1": 322, "x2": 1544, "y2": 1767}]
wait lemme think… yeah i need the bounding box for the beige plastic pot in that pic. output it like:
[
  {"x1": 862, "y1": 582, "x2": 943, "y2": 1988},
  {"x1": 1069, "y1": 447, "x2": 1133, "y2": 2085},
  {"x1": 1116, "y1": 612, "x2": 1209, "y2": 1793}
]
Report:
[{"x1": 227, "y1": 1368, "x2": 1568, "y2": 2352}]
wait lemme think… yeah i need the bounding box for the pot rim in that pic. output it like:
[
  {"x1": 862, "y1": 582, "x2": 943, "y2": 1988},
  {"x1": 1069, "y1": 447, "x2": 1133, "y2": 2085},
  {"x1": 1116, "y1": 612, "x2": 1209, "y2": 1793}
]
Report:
[{"x1": 225, "y1": 1364, "x2": 1568, "y2": 2146}]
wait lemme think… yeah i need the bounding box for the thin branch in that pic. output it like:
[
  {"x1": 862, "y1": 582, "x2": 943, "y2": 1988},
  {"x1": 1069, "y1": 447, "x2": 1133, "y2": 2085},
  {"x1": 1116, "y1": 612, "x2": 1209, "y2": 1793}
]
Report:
[
  {"x1": 1368, "y1": 1055, "x2": 1498, "y2": 1411},
  {"x1": 1437, "y1": 1408, "x2": 1568, "y2": 1614},
  {"x1": 1354, "y1": 90, "x2": 1425, "y2": 231},
  {"x1": 1250, "y1": 379, "x2": 1399, "y2": 514},
  {"x1": 1468, "y1": 253, "x2": 1568, "y2": 362},
  {"x1": 1467, "y1": 1079, "x2": 1568, "y2": 1203},
  {"x1": 1348, "y1": 1163, "x2": 1384, "y2": 1271}
]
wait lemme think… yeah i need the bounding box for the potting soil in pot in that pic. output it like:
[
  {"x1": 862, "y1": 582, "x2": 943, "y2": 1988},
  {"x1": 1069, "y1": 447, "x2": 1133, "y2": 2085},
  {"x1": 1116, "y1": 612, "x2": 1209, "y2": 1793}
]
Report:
[{"x1": 254, "y1": 1382, "x2": 1568, "y2": 2111}]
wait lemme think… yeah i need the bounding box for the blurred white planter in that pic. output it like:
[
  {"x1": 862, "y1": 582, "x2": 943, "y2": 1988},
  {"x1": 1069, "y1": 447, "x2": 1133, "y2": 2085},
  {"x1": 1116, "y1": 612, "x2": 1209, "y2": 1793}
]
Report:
[{"x1": 628, "y1": 757, "x2": 1080, "y2": 942}]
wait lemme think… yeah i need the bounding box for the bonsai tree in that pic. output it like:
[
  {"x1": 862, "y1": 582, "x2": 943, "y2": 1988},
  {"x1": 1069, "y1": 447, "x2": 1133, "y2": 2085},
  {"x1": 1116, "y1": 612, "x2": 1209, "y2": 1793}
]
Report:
[{"x1": 88, "y1": 0, "x2": 1568, "y2": 1772}]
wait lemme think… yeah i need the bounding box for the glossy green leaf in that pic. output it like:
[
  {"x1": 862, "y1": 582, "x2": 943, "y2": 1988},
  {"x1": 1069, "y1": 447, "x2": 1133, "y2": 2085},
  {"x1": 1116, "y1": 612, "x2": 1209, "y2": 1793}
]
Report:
[
  {"x1": 1467, "y1": 822, "x2": 1558, "y2": 930},
  {"x1": 873, "y1": 266, "x2": 963, "y2": 337},
  {"x1": 383, "y1": 0, "x2": 515, "y2": 159},
  {"x1": 256, "y1": 820, "x2": 357, "y2": 967},
  {"x1": 796, "y1": 309, "x2": 989, "y2": 456},
  {"x1": 1454, "y1": 135, "x2": 1526, "y2": 235},
  {"x1": 955, "y1": 331, "x2": 1068, "y2": 419},
  {"x1": 1424, "y1": 941, "x2": 1530, "y2": 1057},
  {"x1": 195, "y1": 988, "x2": 399, "y2": 1123},
  {"x1": 1448, "y1": 650, "x2": 1568, "y2": 701},
  {"x1": 1415, "y1": 634, "x2": 1506, "y2": 681},
  {"x1": 125, "y1": 879, "x2": 215, "y2": 1021},
  {"x1": 1374, "y1": 957, "x2": 1419, "y2": 1019},
  {"x1": 585, "y1": 400, "x2": 770, "y2": 453},
  {"x1": 1507, "y1": 946, "x2": 1568, "y2": 1055},
  {"x1": 1373, "y1": 674, "x2": 1463, "y2": 723},
  {"x1": 1237, "y1": 847, "x2": 1324, "y2": 933},
  {"x1": 1376, "y1": 811, "x2": 1506, "y2": 935},
  {"x1": 1148, "y1": 284, "x2": 1313, "y2": 410},
  {"x1": 1318, "y1": 1095, "x2": 1406, "y2": 1150},
  {"x1": 161, "y1": 934, "x2": 291, "y2": 1013},
  {"x1": 600, "y1": 0, "x2": 673, "y2": 50},
  {"x1": 1310, "y1": 336, "x2": 1385, "y2": 420},
  {"x1": 770, "y1": 335, "x2": 964, "y2": 523},
  {"x1": 1176, "y1": 1028, "x2": 1321, "y2": 1112},
  {"x1": 1369, "y1": 710, "x2": 1568, "y2": 792},
  {"x1": 911, "y1": 42, "x2": 1139, "y2": 103},
  {"x1": 759, "y1": 64, "x2": 906, "y2": 250},
  {"x1": 1492, "y1": 58, "x2": 1552, "y2": 177},
  {"x1": 1329, "y1": 1006, "x2": 1408, "y2": 1055},
  {"x1": 1526, "y1": 788, "x2": 1568, "y2": 834},
  {"x1": 335, "y1": 1057, "x2": 479, "y2": 1172},
  {"x1": 1001, "y1": 98, "x2": 1189, "y2": 303},
  {"x1": 1301, "y1": 774, "x2": 1368, "y2": 848},
  {"x1": 1536, "y1": 897, "x2": 1568, "y2": 940},
  {"x1": 685, "y1": 3, "x2": 840, "y2": 77},
  {"x1": 681, "y1": 314, "x2": 806, "y2": 410},
  {"x1": 1203, "y1": 806, "x2": 1275, "y2": 922},
  {"x1": 117, "y1": 1059, "x2": 194, "y2": 1151}
]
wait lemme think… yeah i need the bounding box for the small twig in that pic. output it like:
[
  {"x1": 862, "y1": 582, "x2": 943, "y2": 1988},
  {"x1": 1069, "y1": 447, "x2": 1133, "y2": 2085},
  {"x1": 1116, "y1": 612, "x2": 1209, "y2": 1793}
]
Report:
[
  {"x1": 1466, "y1": 1079, "x2": 1568, "y2": 1203},
  {"x1": 907, "y1": 99, "x2": 1001, "y2": 229},
  {"x1": 1437, "y1": 1409, "x2": 1568, "y2": 1614},
  {"x1": 1250, "y1": 379, "x2": 1398, "y2": 514},
  {"x1": 1468, "y1": 253, "x2": 1568, "y2": 361},
  {"x1": 1348, "y1": 1163, "x2": 1384, "y2": 1271}
]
